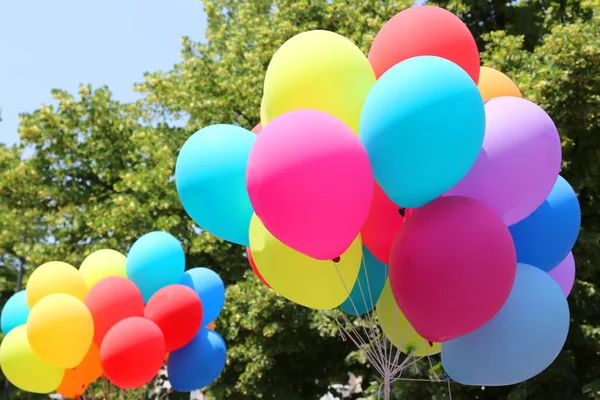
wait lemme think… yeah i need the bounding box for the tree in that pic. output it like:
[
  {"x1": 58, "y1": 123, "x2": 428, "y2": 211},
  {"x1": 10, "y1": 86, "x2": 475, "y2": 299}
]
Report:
[{"x1": 1, "y1": 0, "x2": 599, "y2": 399}]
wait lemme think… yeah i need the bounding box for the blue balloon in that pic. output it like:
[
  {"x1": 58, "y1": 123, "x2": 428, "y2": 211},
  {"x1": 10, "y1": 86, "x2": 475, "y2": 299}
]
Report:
[
  {"x1": 126, "y1": 231, "x2": 185, "y2": 302},
  {"x1": 1, "y1": 291, "x2": 29, "y2": 335},
  {"x1": 442, "y1": 263, "x2": 569, "y2": 386},
  {"x1": 168, "y1": 328, "x2": 227, "y2": 392},
  {"x1": 360, "y1": 56, "x2": 485, "y2": 208},
  {"x1": 180, "y1": 267, "x2": 225, "y2": 325},
  {"x1": 341, "y1": 247, "x2": 387, "y2": 315},
  {"x1": 509, "y1": 175, "x2": 581, "y2": 272},
  {"x1": 175, "y1": 124, "x2": 256, "y2": 246}
]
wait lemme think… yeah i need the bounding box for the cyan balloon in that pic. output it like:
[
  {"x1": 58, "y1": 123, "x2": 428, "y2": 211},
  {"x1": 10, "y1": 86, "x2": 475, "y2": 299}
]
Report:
[
  {"x1": 167, "y1": 328, "x2": 227, "y2": 392},
  {"x1": 180, "y1": 267, "x2": 225, "y2": 325},
  {"x1": 175, "y1": 124, "x2": 256, "y2": 246},
  {"x1": 509, "y1": 175, "x2": 581, "y2": 272},
  {"x1": 1, "y1": 291, "x2": 29, "y2": 335},
  {"x1": 442, "y1": 263, "x2": 570, "y2": 386},
  {"x1": 360, "y1": 56, "x2": 485, "y2": 208},
  {"x1": 341, "y1": 246, "x2": 387, "y2": 315},
  {"x1": 126, "y1": 232, "x2": 186, "y2": 302}
]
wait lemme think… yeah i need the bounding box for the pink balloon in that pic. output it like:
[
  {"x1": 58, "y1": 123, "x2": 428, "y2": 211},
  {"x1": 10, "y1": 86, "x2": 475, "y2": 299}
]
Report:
[
  {"x1": 251, "y1": 123, "x2": 262, "y2": 135},
  {"x1": 246, "y1": 109, "x2": 374, "y2": 260},
  {"x1": 447, "y1": 97, "x2": 562, "y2": 226},
  {"x1": 389, "y1": 196, "x2": 516, "y2": 342},
  {"x1": 549, "y1": 252, "x2": 575, "y2": 297}
]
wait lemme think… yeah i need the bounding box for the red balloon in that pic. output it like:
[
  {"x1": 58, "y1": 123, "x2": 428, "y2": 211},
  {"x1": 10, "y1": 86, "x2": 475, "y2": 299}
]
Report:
[
  {"x1": 251, "y1": 123, "x2": 262, "y2": 134},
  {"x1": 389, "y1": 196, "x2": 516, "y2": 342},
  {"x1": 144, "y1": 284, "x2": 203, "y2": 351},
  {"x1": 368, "y1": 6, "x2": 480, "y2": 82},
  {"x1": 246, "y1": 247, "x2": 271, "y2": 288},
  {"x1": 84, "y1": 277, "x2": 145, "y2": 346},
  {"x1": 100, "y1": 317, "x2": 166, "y2": 389},
  {"x1": 361, "y1": 182, "x2": 413, "y2": 263}
]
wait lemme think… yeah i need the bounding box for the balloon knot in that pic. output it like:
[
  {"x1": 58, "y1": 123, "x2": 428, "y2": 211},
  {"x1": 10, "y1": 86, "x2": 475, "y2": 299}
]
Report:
[
  {"x1": 332, "y1": 256, "x2": 341, "y2": 263},
  {"x1": 398, "y1": 207, "x2": 406, "y2": 217},
  {"x1": 428, "y1": 341, "x2": 433, "y2": 347}
]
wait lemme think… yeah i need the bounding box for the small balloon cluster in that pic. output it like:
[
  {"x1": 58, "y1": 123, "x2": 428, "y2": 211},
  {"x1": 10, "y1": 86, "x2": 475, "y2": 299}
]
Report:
[
  {"x1": 174, "y1": 5, "x2": 580, "y2": 388},
  {"x1": 0, "y1": 232, "x2": 227, "y2": 397}
]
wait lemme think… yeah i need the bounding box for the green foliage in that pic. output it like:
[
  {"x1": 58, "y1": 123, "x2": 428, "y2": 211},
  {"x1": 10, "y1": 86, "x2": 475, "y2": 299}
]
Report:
[{"x1": 1, "y1": 0, "x2": 599, "y2": 399}]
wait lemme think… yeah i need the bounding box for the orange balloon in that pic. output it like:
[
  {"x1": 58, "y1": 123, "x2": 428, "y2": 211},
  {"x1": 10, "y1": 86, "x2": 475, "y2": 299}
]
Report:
[
  {"x1": 477, "y1": 66, "x2": 522, "y2": 102},
  {"x1": 207, "y1": 321, "x2": 215, "y2": 330},
  {"x1": 56, "y1": 369, "x2": 87, "y2": 399},
  {"x1": 165, "y1": 352, "x2": 170, "y2": 362},
  {"x1": 76, "y1": 344, "x2": 103, "y2": 384}
]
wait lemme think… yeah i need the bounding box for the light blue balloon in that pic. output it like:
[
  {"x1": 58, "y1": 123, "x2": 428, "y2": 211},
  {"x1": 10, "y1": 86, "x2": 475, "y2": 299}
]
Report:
[
  {"x1": 180, "y1": 267, "x2": 225, "y2": 326},
  {"x1": 175, "y1": 124, "x2": 256, "y2": 246},
  {"x1": 341, "y1": 246, "x2": 387, "y2": 315},
  {"x1": 168, "y1": 328, "x2": 227, "y2": 392},
  {"x1": 360, "y1": 56, "x2": 485, "y2": 208},
  {"x1": 442, "y1": 263, "x2": 570, "y2": 386},
  {"x1": 126, "y1": 231, "x2": 185, "y2": 302},
  {"x1": 1, "y1": 291, "x2": 29, "y2": 335},
  {"x1": 509, "y1": 175, "x2": 581, "y2": 272}
]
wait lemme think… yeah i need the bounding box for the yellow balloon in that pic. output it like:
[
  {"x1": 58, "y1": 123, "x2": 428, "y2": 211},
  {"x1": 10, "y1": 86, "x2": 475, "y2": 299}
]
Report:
[
  {"x1": 260, "y1": 96, "x2": 269, "y2": 127},
  {"x1": 376, "y1": 281, "x2": 441, "y2": 357},
  {"x1": 249, "y1": 214, "x2": 362, "y2": 310},
  {"x1": 27, "y1": 293, "x2": 94, "y2": 368},
  {"x1": 477, "y1": 66, "x2": 522, "y2": 102},
  {"x1": 26, "y1": 261, "x2": 88, "y2": 308},
  {"x1": 263, "y1": 30, "x2": 376, "y2": 134},
  {"x1": 79, "y1": 249, "x2": 127, "y2": 289},
  {"x1": 0, "y1": 325, "x2": 64, "y2": 393}
]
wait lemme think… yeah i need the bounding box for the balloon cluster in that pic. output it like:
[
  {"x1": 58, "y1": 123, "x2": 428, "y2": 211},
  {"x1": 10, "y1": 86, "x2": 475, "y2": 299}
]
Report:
[
  {"x1": 0, "y1": 232, "x2": 227, "y2": 397},
  {"x1": 174, "y1": 5, "x2": 580, "y2": 388}
]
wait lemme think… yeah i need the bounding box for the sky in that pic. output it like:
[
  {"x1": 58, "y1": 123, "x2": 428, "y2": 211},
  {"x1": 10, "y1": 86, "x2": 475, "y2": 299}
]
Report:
[{"x1": 0, "y1": 0, "x2": 207, "y2": 146}]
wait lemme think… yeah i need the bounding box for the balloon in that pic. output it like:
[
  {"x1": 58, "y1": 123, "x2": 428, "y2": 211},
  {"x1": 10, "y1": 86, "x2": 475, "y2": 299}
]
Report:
[
  {"x1": 340, "y1": 246, "x2": 388, "y2": 316},
  {"x1": 246, "y1": 247, "x2": 270, "y2": 288},
  {"x1": 100, "y1": 317, "x2": 166, "y2": 389},
  {"x1": 79, "y1": 249, "x2": 127, "y2": 289},
  {"x1": 389, "y1": 196, "x2": 516, "y2": 342},
  {"x1": 76, "y1": 343, "x2": 103, "y2": 384},
  {"x1": 361, "y1": 182, "x2": 414, "y2": 263},
  {"x1": 27, "y1": 293, "x2": 94, "y2": 368},
  {"x1": 477, "y1": 67, "x2": 522, "y2": 101},
  {"x1": 168, "y1": 328, "x2": 227, "y2": 392},
  {"x1": 368, "y1": 6, "x2": 480, "y2": 82},
  {"x1": 1, "y1": 290, "x2": 29, "y2": 335},
  {"x1": 376, "y1": 282, "x2": 441, "y2": 356},
  {"x1": 180, "y1": 268, "x2": 225, "y2": 326},
  {"x1": 251, "y1": 123, "x2": 262, "y2": 134},
  {"x1": 175, "y1": 125, "x2": 256, "y2": 246},
  {"x1": 260, "y1": 96, "x2": 269, "y2": 127},
  {"x1": 247, "y1": 109, "x2": 374, "y2": 260},
  {"x1": 84, "y1": 276, "x2": 145, "y2": 347},
  {"x1": 26, "y1": 261, "x2": 88, "y2": 308},
  {"x1": 360, "y1": 56, "x2": 484, "y2": 208},
  {"x1": 206, "y1": 321, "x2": 215, "y2": 330},
  {"x1": 549, "y1": 252, "x2": 576, "y2": 297},
  {"x1": 447, "y1": 97, "x2": 562, "y2": 225},
  {"x1": 57, "y1": 369, "x2": 87, "y2": 399},
  {"x1": 144, "y1": 284, "x2": 203, "y2": 351},
  {"x1": 262, "y1": 30, "x2": 375, "y2": 133},
  {"x1": 249, "y1": 214, "x2": 362, "y2": 310},
  {"x1": 126, "y1": 231, "x2": 186, "y2": 302},
  {"x1": 0, "y1": 325, "x2": 63, "y2": 393},
  {"x1": 509, "y1": 175, "x2": 581, "y2": 272},
  {"x1": 442, "y1": 264, "x2": 570, "y2": 386}
]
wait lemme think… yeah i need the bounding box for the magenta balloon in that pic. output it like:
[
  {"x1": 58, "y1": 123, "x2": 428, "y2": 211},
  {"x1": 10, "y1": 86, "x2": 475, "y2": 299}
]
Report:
[
  {"x1": 389, "y1": 196, "x2": 517, "y2": 342},
  {"x1": 447, "y1": 97, "x2": 562, "y2": 226},
  {"x1": 549, "y1": 252, "x2": 575, "y2": 297},
  {"x1": 246, "y1": 109, "x2": 374, "y2": 260}
]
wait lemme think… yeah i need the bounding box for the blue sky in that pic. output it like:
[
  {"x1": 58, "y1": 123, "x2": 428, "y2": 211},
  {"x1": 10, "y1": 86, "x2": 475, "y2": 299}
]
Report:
[{"x1": 0, "y1": 0, "x2": 207, "y2": 146}]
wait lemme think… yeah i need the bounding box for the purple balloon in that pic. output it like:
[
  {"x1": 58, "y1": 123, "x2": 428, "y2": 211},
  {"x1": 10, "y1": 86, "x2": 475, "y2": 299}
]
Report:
[
  {"x1": 549, "y1": 252, "x2": 575, "y2": 297},
  {"x1": 447, "y1": 97, "x2": 562, "y2": 226}
]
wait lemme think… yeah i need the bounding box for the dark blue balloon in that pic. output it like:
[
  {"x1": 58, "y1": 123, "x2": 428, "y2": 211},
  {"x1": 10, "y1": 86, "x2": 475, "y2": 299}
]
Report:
[
  {"x1": 509, "y1": 175, "x2": 580, "y2": 272},
  {"x1": 442, "y1": 263, "x2": 569, "y2": 386},
  {"x1": 180, "y1": 267, "x2": 225, "y2": 326},
  {"x1": 168, "y1": 328, "x2": 227, "y2": 392},
  {"x1": 340, "y1": 246, "x2": 387, "y2": 315}
]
